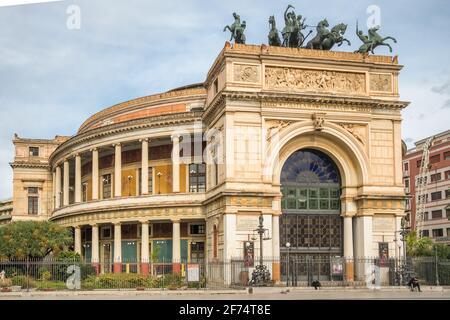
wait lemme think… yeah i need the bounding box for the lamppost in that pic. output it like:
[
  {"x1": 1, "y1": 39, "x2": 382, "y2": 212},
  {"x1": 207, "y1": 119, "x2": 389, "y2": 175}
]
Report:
[
  {"x1": 156, "y1": 172, "x2": 162, "y2": 194},
  {"x1": 286, "y1": 242, "x2": 291, "y2": 286},
  {"x1": 399, "y1": 217, "x2": 412, "y2": 284},
  {"x1": 248, "y1": 214, "x2": 272, "y2": 286}
]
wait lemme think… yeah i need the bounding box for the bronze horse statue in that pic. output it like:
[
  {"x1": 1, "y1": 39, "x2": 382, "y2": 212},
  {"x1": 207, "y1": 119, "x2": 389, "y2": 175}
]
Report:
[
  {"x1": 320, "y1": 23, "x2": 351, "y2": 50},
  {"x1": 355, "y1": 22, "x2": 397, "y2": 54},
  {"x1": 223, "y1": 12, "x2": 246, "y2": 44},
  {"x1": 268, "y1": 15, "x2": 282, "y2": 46}
]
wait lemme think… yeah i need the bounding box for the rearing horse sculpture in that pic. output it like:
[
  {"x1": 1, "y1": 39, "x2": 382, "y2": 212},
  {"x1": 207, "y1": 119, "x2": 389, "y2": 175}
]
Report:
[
  {"x1": 320, "y1": 23, "x2": 351, "y2": 50},
  {"x1": 305, "y1": 19, "x2": 330, "y2": 50},
  {"x1": 224, "y1": 12, "x2": 246, "y2": 44},
  {"x1": 355, "y1": 22, "x2": 397, "y2": 54},
  {"x1": 268, "y1": 15, "x2": 282, "y2": 46}
]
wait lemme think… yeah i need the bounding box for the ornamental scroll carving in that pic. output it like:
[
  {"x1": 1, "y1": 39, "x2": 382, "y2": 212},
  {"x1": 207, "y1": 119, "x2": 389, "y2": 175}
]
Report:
[
  {"x1": 265, "y1": 120, "x2": 294, "y2": 141},
  {"x1": 265, "y1": 66, "x2": 366, "y2": 95},
  {"x1": 370, "y1": 73, "x2": 392, "y2": 92},
  {"x1": 234, "y1": 64, "x2": 259, "y2": 83},
  {"x1": 338, "y1": 123, "x2": 366, "y2": 145}
]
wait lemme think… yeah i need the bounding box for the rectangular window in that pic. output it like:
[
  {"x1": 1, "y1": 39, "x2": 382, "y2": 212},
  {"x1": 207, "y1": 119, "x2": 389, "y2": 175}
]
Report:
[
  {"x1": 404, "y1": 162, "x2": 409, "y2": 171},
  {"x1": 28, "y1": 196, "x2": 38, "y2": 215},
  {"x1": 444, "y1": 151, "x2": 450, "y2": 161},
  {"x1": 432, "y1": 228, "x2": 443, "y2": 238},
  {"x1": 100, "y1": 226, "x2": 112, "y2": 239},
  {"x1": 431, "y1": 191, "x2": 442, "y2": 201},
  {"x1": 82, "y1": 183, "x2": 88, "y2": 202},
  {"x1": 431, "y1": 210, "x2": 442, "y2": 219},
  {"x1": 189, "y1": 224, "x2": 205, "y2": 235},
  {"x1": 138, "y1": 167, "x2": 153, "y2": 195},
  {"x1": 447, "y1": 228, "x2": 450, "y2": 237},
  {"x1": 29, "y1": 147, "x2": 39, "y2": 157},
  {"x1": 416, "y1": 159, "x2": 422, "y2": 168},
  {"x1": 189, "y1": 163, "x2": 206, "y2": 193},
  {"x1": 102, "y1": 174, "x2": 112, "y2": 199},
  {"x1": 446, "y1": 171, "x2": 450, "y2": 180},
  {"x1": 430, "y1": 173, "x2": 441, "y2": 182},
  {"x1": 404, "y1": 179, "x2": 409, "y2": 188},
  {"x1": 213, "y1": 79, "x2": 218, "y2": 95},
  {"x1": 422, "y1": 230, "x2": 429, "y2": 237},
  {"x1": 430, "y1": 154, "x2": 440, "y2": 164},
  {"x1": 446, "y1": 189, "x2": 450, "y2": 199}
]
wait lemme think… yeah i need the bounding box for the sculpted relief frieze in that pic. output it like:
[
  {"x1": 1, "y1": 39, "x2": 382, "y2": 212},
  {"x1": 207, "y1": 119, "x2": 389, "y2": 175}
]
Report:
[
  {"x1": 370, "y1": 73, "x2": 392, "y2": 92},
  {"x1": 265, "y1": 119, "x2": 294, "y2": 141},
  {"x1": 264, "y1": 66, "x2": 366, "y2": 95},
  {"x1": 338, "y1": 123, "x2": 367, "y2": 145},
  {"x1": 233, "y1": 64, "x2": 260, "y2": 83}
]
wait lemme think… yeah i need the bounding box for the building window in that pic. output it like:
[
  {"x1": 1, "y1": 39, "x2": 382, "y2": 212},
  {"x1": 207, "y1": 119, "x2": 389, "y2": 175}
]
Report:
[
  {"x1": 430, "y1": 173, "x2": 441, "y2": 182},
  {"x1": 432, "y1": 228, "x2": 443, "y2": 238},
  {"x1": 422, "y1": 230, "x2": 429, "y2": 237},
  {"x1": 423, "y1": 212, "x2": 429, "y2": 221},
  {"x1": 28, "y1": 188, "x2": 39, "y2": 215},
  {"x1": 431, "y1": 191, "x2": 442, "y2": 201},
  {"x1": 431, "y1": 210, "x2": 442, "y2": 219},
  {"x1": 447, "y1": 208, "x2": 450, "y2": 219},
  {"x1": 404, "y1": 162, "x2": 409, "y2": 171},
  {"x1": 447, "y1": 228, "x2": 450, "y2": 237},
  {"x1": 29, "y1": 147, "x2": 39, "y2": 157},
  {"x1": 213, "y1": 225, "x2": 218, "y2": 259},
  {"x1": 444, "y1": 151, "x2": 450, "y2": 161},
  {"x1": 102, "y1": 174, "x2": 112, "y2": 199},
  {"x1": 416, "y1": 159, "x2": 422, "y2": 168},
  {"x1": 100, "y1": 226, "x2": 112, "y2": 239},
  {"x1": 430, "y1": 154, "x2": 440, "y2": 164},
  {"x1": 189, "y1": 163, "x2": 206, "y2": 192},
  {"x1": 446, "y1": 171, "x2": 450, "y2": 180},
  {"x1": 138, "y1": 167, "x2": 153, "y2": 195},
  {"x1": 189, "y1": 224, "x2": 205, "y2": 235},
  {"x1": 82, "y1": 183, "x2": 88, "y2": 202},
  {"x1": 446, "y1": 189, "x2": 450, "y2": 199},
  {"x1": 404, "y1": 179, "x2": 409, "y2": 188}
]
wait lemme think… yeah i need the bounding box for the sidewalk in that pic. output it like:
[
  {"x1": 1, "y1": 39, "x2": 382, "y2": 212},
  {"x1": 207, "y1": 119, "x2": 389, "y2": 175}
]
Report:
[{"x1": 0, "y1": 286, "x2": 448, "y2": 299}]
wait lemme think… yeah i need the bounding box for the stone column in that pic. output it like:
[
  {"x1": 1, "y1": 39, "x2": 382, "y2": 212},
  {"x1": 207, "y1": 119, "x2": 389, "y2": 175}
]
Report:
[
  {"x1": 63, "y1": 159, "x2": 70, "y2": 206},
  {"x1": 343, "y1": 216, "x2": 354, "y2": 281},
  {"x1": 114, "y1": 223, "x2": 122, "y2": 274},
  {"x1": 171, "y1": 134, "x2": 180, "y2": 193},
  {"x1": 354, "y1": 215, "x2": 373, "y2": 281},
  {"x1": 272, "y1": 214, "x2": 281, "y2": 283},
  {"x1": 172, "y1": 220, "x2": 181, "y2": 273},
  {"x1": 55, "y1": 166, "x2": 62, "y2": 209},
  {"x1": 141, "y1": 139, "x2": 149, "y2": 195},
  {"x1": 91, "y1": 224, "x2": 100, "y2": 274},
  {"x1": 92, "y1": 148, "x2": 99, "y2": 200},
  {"x1": 114, "y1": 143, "x2": 122, "y2": 198},
  {"x1": 141, "y1": 222, "x2": 150, "y2": 275},
  {"x1": 75, "y1": 154, "x2": 82, "y2": 203},
  {"x1": 74, "y1": 226, "x2": 82, "y2": 255}
]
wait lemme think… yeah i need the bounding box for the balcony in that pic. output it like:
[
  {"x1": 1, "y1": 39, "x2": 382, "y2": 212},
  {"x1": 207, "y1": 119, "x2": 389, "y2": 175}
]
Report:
[{"x1": 51, "y1": 193, "x2": 206, "y2": 220}]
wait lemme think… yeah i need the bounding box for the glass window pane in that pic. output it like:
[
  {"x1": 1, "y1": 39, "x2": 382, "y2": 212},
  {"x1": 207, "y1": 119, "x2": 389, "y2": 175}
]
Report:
[
  {"x1": 319, "y1": 188, "x2": 329, "y2": 198},
  {"x1": 320, "y1": 199, "x2": 329, "y2": 210},
  {"x1": 309, "y1": 199, "x2": 318, "y2": 209},
  {"x1": 309, "y1": 188, "x2": 318, "y2": 199}
]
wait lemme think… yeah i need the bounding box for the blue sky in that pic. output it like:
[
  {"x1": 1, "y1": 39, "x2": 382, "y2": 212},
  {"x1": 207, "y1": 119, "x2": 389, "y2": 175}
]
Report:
[{"x1": 0, "y1": 0, "x2": 449, "y2": 199}]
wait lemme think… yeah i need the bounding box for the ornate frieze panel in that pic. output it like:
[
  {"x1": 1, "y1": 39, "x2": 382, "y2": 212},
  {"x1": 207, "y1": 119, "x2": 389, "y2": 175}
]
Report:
[
  {"x1": 338, "y1": 123, "x2": 367, "y2": 145},
  {"x1": 265, "y1": 120, "x2": 294, "y2": 141},
  {"x1": 264, "y1": 66, "x2": 366, "y2": 95},
  {"x1": 233, "y1": 64, "x2": 260, "y2": 83},
  {"x1": 370, "y1": 73, "x2": 392, "y2": 92}
]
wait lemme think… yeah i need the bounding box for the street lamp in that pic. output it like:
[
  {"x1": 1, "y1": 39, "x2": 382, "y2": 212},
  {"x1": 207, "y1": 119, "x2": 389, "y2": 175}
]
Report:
[
  {"x1": 156, "y1": 172, "x2": 162, "y2": 194},
  {"x1": 286, "y1": 242, "x2": 291, "y2": 286},
  {"x1": 248, "y1": 214, "x2": 272, "y2": 286}
]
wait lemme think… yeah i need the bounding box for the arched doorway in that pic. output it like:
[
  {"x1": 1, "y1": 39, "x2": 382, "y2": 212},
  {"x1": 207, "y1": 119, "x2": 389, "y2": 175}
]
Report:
[{"x1": 280, "y1": 148, "x2": 343, "y2": 282}]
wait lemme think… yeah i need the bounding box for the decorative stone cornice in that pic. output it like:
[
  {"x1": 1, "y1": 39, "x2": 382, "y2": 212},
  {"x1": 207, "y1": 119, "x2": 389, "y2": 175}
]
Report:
[
  {"x1": 79, "y1": 87, "x2": 206, "y2": 133},
  {"x1": 9, "y1": 162, "x2": 50, "y2": 170}
]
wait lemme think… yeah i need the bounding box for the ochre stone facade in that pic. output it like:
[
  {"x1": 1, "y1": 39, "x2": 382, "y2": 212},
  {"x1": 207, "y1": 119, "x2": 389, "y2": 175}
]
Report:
[{"x1": 5, "y1": 43, "x2": 408, "y2": 282}]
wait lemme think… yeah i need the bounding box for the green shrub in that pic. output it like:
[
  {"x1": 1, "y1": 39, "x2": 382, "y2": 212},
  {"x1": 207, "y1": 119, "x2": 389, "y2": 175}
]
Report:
[
  {"x1": 10, "y1": 275, "x2": 36, "y2": 288},
  {"x1": 36, "y1": 281, "x2": 67, "y2": 291},
  {"x1": 0, "y1": 278, "x2": 12, "y2": 288},
  {"x1": 40, "y1": 271, "x2": 51, "y2": 281}
]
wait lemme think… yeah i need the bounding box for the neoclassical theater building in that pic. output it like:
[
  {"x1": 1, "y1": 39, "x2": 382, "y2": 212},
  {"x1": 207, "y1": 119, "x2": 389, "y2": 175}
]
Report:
[{"x1": 4, "y1": 43, "x2": 408, "y2": 281}]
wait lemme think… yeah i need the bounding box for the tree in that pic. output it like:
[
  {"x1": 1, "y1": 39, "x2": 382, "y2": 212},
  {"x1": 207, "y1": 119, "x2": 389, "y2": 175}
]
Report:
[
  {"x1": 406, "y1": 231, "x2": 450, "y2": 259},
  {"x1": 0, "y1": 221, "x2": 73, "y2": 260}
]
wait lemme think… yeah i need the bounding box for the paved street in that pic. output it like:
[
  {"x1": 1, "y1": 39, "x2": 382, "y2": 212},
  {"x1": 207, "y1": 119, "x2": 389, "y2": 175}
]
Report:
[{"x1": 0, "y1": 288, "x2": 449, "y2": 300}]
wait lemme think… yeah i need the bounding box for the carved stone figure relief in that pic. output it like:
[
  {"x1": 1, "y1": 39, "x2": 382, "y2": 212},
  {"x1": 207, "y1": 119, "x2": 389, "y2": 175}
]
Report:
[
  {"x1": 265, "y1": 120, "x2": 294, "y2": 141},
  {"x1": 369, "y1": 73, "x2": 392, "y2": 92},
  {"x1": 312, "y1": 113, "x2": 326, "y2": 131},
  {"x1": 234, "y1": 64, "x2": 260, "y2": 83},
  {"x1": 338, "y1": 123, "x2": 366, "y2": 145},
  {"x1": 265, "y1": 66, "x2": 366, "y2": 95}
]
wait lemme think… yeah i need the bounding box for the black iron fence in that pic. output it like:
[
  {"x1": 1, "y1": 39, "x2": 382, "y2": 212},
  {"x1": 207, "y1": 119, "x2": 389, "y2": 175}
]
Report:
[{"x1": 0, "y1": 256, "x2": 449, "y2": 291}]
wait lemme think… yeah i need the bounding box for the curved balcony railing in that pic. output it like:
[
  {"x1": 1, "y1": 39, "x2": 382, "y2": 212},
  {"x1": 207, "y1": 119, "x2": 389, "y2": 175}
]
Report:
[{"x1": 51, "y1": 192, "x2": 206, "y2": 220}]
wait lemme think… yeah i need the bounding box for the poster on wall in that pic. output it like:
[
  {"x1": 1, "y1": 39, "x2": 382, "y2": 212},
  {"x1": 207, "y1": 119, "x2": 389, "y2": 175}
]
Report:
[
  {"x1": 244, "y1": 241, "x2": 254, "y2": 267},
  {"x1": 378, "y1": 242, "x2": 389, "y2": 267},
  {"x1": 331, "y1": 257, "x2": 343, "y2": 275},
  {"x1": 187, "y1": 264, "x2": 200, "y2": 282}
]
